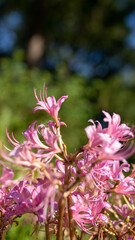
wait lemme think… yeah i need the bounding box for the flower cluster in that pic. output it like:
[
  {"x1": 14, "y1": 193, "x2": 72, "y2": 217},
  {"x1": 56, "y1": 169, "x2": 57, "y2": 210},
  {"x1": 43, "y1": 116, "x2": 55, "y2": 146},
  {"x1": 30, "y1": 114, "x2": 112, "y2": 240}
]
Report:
[{"x1": 0, "y1": 83, "x2": 135, "y2": 240}]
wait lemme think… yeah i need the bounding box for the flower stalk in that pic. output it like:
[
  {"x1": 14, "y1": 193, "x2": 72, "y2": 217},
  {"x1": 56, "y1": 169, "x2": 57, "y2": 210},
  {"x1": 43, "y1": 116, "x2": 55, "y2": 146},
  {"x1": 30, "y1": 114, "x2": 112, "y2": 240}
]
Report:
[
  {"x1": 56, "y1": 197, "x2": 66, "y2": 240},
  {"x1": 45, "y1": 223, "x2": 51, "y2": 240},
  {"x1": 67, "y1": 193, "x2": 75, "y2": 240}
]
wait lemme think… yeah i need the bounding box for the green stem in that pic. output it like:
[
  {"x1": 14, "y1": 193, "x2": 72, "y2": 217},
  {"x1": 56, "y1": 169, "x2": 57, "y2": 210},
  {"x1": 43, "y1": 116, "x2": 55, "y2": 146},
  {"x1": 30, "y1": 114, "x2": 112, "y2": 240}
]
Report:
[{"x1": 122, "y1": 195, "x2": 133, "y2": 210}]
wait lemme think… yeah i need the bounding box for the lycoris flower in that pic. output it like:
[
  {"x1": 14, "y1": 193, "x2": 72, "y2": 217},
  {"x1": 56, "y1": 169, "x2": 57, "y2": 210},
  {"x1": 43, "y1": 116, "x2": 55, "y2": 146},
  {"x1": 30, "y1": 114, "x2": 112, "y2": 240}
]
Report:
[
  {"x1": 0, "y1": 165, "x2": 14, "y2": 186},
  {"x1": 113, "y1": 204, "x2": 132, "y2": 219},
  {"x1": 112, "y1": 177, "x2": 135, "y2": 195},
  {"x1": 2, "y1": 121, "x2": 61, "y2": 168},
  {"x1": 34, "y1": 83, "x2": 68, "y2": 122},
  {"x1": 83, "y1": 111, "x2": 134, "y2": 165},
  {"x1": 71, "y1": 193, "x2": 110, "y2": 234},
  {"x1": 102, "y1": 111, "x2": 134, "y2": 141}
]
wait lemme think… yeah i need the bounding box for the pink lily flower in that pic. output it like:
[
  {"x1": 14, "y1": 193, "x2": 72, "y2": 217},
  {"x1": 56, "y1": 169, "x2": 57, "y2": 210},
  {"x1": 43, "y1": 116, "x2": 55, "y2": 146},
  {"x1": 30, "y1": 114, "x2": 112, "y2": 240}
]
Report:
[
  {"x1": 112, "y1": 177, "x2": 135, "y2": 195},
  {"x1": 113, "y1": 204, "x2": 132, "y2": 219},
  {"x1": 0, "y1": 165, "x2": 15, "y2": 186},
  {"x1": 103, "y1": 111, "x2": 134, "y2": 141},
  {"x1": 2, "y1": 121, "x2": 61, "y2": 168},
  {"x1": 71, "y1": 193, "x2": 110, "y2": 234},
  {"x1": 34, "y1": 83, "x2": 68, "y2": 122},
  {"x1": 84, "y1": 111, "x2": 135, "y2": 165}
]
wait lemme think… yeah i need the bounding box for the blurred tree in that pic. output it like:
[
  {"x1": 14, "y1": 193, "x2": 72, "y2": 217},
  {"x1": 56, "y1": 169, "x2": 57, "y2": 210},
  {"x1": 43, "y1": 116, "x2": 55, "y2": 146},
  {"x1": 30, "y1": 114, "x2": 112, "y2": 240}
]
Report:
[
  {"x1": 0, "y1": 0, "x2": 135, "y2": 78},
  {"x1": 0, "y1": 0, "x2": 133, "y2": 48}
]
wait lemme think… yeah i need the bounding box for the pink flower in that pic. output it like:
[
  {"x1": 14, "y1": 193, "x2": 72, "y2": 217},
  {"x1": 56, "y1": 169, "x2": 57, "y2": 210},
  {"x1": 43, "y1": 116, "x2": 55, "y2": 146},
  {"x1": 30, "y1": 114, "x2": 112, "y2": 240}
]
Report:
[
  {"x1": 2, "y1": 121, "x2": 61, "y2": 168},
  {"x1": 2, "y1": 140, "x2": 39, "y2": 168},
  {"x1": 111, "y1": 177, "x2": 135, "y2": 195},
  {"x1": 80, "y1": 111, "x2": 135, "y2": 195},
  {"x1": 71, "y1": 193, "x2": 110, "y2": 234},
  {"x1": 3, "y1": 170, "x2": 60, "y2": 224},
  {"x1": 23, "y1": 121, "x2": 48, "y2": 149},
  {"x1": 83, "y1": 111, "x2": 135, "y2": 164},
  {"x1": 113, "y1": 204, "x2": 132, "y2": 219},
  {"x1": 34, "y1": 83, "x2": 68, "y2": 121},
  {"x1": 85, "y1": 110, "x2": 134, "y2": 146},
  {"x1": 0, "y1": 165, "x2": 16, "y2": 186},
  {"x1": 103, "y1": 111, "x2": 134, "y2": 141}
]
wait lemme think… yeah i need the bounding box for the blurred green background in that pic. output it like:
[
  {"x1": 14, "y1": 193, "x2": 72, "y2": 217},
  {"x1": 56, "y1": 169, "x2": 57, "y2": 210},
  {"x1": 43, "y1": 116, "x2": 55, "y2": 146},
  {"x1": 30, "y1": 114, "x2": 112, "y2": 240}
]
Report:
[{"x1": 0, "y1": 0, "x2": 135, "y2": 239}]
